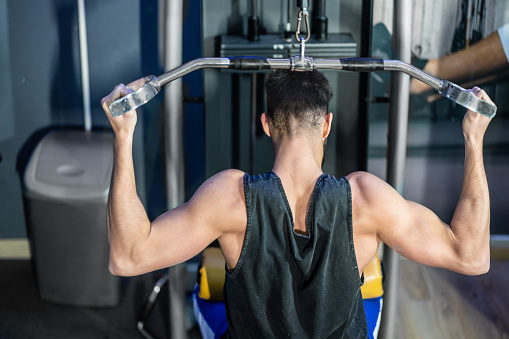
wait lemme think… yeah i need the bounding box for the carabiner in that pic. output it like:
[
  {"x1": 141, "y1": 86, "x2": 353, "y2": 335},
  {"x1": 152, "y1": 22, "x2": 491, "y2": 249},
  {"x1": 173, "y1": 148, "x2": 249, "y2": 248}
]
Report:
[{"x1": 295, "y1": 10, "x2": 310, "y2": 43}]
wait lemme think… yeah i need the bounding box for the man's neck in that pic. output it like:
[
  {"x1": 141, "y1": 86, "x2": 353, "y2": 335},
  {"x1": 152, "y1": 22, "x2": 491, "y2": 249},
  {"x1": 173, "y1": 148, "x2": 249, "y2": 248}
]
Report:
[
  {"x1": 272, "y1": 137, "x2": 324, "y2": 186},
  {"x1": 271, "y1": 137, "x2": 324, "y2": 235}
]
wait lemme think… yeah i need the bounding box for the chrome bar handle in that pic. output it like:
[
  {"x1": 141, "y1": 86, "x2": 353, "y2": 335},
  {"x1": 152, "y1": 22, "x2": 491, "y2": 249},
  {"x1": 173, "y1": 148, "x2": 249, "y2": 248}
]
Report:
[
  {"x1": 155, "y1": 58, "x2": 230, "y2": 87},
  {"x1": 383, "y1": 59, "x2": 496, "y2": 118},
  {"x1": 109, "y1": 56, "x2": 496, "y2": 119},
  {"x1": 109, "y1": 58, "x2": 230, "y2": 116},
  {"x1": 382, "y1": 60, "x2": 443, "y2": 90},
  {"x1": 314, "y1": 58, "x2": 496, "y2": 118}
]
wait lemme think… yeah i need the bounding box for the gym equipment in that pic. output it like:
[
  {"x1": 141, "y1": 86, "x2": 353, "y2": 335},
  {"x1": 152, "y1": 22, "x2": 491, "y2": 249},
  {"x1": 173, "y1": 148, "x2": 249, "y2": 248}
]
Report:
[
  {"x1": 109, "y1": 0, "x2": 495, "y2": 121},
  {"x1": 197, "y1": 247, "x2": 227, "y2": 301},
  {"x1": 137, "y1": 275, "x2": 169, "y2": 339},
  {"x1": 109, "y1": 56, "x2": 497, "y2": 119},
  {"x1": 248, "y1": 0, "x2": 260, "y2": 42},
  {"x1": 361, "y1": 255, "x2": 384, "y2": 300},
  {"x1": 313, "y1": 0, "x2": 328, "y2": 41},
  {"x1": 111, "y1": 1, "x2": 495, "y2": 336}
]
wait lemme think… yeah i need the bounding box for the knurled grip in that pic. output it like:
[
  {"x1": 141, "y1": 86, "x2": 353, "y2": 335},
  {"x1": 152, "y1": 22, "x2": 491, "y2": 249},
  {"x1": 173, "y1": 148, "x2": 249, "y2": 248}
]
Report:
[{"x1": 228, "y1": 57, "x2": 271, "y2": 71}]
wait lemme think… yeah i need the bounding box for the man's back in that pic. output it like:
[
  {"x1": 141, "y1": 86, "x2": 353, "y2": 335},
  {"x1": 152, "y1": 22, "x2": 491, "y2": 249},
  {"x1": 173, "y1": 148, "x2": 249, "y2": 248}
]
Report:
[
  {"x1": 101, "y1": 70, "x2": 492, "y2": 337},
  {"x1": 224, "y1": 172, "x2": 368, "y2": 338}
]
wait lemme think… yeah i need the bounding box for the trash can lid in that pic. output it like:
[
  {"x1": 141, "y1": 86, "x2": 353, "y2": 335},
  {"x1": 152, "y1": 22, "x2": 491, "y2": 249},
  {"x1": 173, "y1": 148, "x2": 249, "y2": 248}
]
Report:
[{"x1": 24, "y1": 130, "x2": 114, "y2": 201}]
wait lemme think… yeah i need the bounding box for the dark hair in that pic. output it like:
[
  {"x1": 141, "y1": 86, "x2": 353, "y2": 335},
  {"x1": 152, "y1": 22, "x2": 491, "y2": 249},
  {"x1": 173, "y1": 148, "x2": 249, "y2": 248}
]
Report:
[{"x1": 265, "y1": 69, "x2": 333, "y2": 140}]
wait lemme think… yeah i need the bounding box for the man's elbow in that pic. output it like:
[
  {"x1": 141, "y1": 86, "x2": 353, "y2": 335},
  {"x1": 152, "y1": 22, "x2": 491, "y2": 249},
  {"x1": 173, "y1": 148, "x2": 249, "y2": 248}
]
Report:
[
  {"x1": 108, "y1": 253, "x2": 142, "y2": 277},
  {"x1": 463, "y1": 261, "x2": 490, "y2": 276},
  {"x1": 459, "y1": 254, "x2": 490, "y2": 276},
  {"x1": 109, "y1": 260, "x2": 128, "y2": 277}
]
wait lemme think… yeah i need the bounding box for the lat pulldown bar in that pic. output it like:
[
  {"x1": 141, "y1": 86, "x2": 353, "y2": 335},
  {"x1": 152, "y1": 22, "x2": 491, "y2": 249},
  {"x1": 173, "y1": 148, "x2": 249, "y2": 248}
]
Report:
[{"x1": 109, "y1": 56, "x2": 497, "y2": 119}]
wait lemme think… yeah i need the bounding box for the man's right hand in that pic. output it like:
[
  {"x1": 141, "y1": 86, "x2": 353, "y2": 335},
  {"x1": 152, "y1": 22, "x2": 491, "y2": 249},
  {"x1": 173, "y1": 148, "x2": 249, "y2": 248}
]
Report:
[{"x1": 101, "y1": 78, "x2": 147, "y2": 138}]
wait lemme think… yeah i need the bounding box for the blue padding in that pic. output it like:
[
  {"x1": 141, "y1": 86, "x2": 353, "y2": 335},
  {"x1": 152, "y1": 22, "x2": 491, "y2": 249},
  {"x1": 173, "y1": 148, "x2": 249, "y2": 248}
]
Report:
[
  {"x1": 363, "y1": 297, "x2": 383, "y2": 339},
  {"x1": 193, "y1": 286, "x2": 228, "y2": 339}
]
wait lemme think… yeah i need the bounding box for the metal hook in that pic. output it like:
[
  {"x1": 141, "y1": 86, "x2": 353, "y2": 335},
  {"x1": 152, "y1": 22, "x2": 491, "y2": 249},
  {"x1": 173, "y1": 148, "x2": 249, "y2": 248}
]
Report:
[
  {"x1": 300, "y1": 37, "x2": 306, "y2": 60},
  {"x1": 295, "y1": 9, "x2": 310, "y2": 43}
]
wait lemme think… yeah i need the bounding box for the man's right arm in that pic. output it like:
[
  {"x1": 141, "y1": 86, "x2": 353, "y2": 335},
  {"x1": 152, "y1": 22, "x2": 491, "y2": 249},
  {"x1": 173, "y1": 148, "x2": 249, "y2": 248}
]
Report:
[{"x1": 350, "y1": 87, "x2": 492, "y2": 275}]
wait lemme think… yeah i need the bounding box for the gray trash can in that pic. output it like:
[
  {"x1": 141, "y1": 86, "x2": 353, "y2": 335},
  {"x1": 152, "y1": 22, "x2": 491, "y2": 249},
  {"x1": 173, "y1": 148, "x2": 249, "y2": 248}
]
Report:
[{"x1": 23, "y1": 130, "x2": 119, "y2": 307}]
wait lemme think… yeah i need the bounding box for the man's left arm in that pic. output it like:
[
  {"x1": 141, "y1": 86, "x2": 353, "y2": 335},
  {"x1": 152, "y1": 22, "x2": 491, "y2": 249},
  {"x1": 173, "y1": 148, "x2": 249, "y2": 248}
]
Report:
[{"x1": 101, "y1": 83, "x2": 246, "y2": 277}]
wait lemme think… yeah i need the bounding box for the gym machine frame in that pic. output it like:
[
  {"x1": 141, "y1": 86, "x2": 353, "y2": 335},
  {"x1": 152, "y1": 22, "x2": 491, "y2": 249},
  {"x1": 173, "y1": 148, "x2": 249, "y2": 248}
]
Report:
[
  {"x1": 110, "y1": 2, "x2": 496, "y2": 338},
  {"x1": 110, "y1": 0, "x2": 496, "y2": 118},
  {"x1": 111, "y1": 51, "x2": 496, "y2": 338}
]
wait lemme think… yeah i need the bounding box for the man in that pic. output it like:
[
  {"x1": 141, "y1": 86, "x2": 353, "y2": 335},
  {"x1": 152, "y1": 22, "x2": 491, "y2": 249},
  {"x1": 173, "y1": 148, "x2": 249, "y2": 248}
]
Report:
[{"x1": 101, "y1": 70, "x2": 492, "y2": 338}]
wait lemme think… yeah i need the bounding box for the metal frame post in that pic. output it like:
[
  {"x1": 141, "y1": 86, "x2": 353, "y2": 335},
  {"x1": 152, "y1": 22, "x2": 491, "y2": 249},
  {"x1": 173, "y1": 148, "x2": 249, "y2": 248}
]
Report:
[
  {"x1": 161, "y1": 0, "x2": 187, "y2": 338},
  {"x1": 379, "y1": 0, "x2": 412, "y2": 338},
  {"x1": 358, "y1": 0, "x2": 374, "y2": 172},
  {"x1": 77, "y1": 0, "x2": 92, "y2": 132}
]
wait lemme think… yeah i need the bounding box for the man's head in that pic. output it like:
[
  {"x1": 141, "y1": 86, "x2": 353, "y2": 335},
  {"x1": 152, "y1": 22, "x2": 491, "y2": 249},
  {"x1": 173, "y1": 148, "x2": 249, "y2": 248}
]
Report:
[{"x1": 263, "y1": 70, "x2": 333, "y2": 142}]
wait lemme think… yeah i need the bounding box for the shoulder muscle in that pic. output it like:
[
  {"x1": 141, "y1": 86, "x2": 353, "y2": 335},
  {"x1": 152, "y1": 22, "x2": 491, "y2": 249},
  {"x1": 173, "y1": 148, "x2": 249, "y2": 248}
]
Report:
[
  {"x1": 187, "y1": 169, "x2": 246, "y2": 234},
  {"x1": 347, "y1": 171, "x2": 399, "y2": 269}
]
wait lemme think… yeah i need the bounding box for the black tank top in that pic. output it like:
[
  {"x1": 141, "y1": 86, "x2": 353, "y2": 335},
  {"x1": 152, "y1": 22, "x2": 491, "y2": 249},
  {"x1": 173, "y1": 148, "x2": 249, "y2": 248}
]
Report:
[{"x1": 224, "y1": 172, "x2": 368, "y2": 338}]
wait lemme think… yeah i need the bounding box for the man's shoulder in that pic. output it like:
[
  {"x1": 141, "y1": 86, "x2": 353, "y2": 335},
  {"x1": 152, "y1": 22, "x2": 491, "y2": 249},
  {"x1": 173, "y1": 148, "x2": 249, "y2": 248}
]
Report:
[
  {"x1": 346, "y1": 171, "x2": 390, "y2": 205},
  {"x1": 202, "y1": 169, "x2": 246, "y2": 208},
  {"x1": 190, "y1": 169, "x2": 247, "y2": 234},
  {"x1": 212, "y1": 168, "x2": 245, "y2": 180},
  {"x1": 346, "y1": 171, "x2": 379, "y2": 189},
  {"x1": 206, "y1": 169, "x2": 245, "y2": 190}
]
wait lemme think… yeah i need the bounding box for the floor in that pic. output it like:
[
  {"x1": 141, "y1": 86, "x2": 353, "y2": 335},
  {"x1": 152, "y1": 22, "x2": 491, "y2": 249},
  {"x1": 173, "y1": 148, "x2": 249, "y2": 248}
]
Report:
[
  {"x1": 394, "y1": 257, "x2": 509, "y2": 339},
  {"x1": 1, "y1": 257, "x2": 508, "y2": 338},
  {"x1": 0, "y1": 260, "x2": 174, "y2": 338}
]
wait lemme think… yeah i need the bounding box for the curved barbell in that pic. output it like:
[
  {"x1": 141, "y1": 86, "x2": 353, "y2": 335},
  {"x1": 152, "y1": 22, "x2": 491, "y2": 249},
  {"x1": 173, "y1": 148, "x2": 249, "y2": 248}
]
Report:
[{"x1": 109, "y1": 56, "x2": 497, "y2": 119}]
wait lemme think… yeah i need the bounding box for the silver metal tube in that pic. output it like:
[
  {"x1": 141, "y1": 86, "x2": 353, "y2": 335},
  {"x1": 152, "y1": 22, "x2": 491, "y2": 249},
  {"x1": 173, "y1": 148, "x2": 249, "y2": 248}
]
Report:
[
  {"x1": 161, "y1": 1, "x2": 187, "y2": 338},
  {"x1": 110, "y1": 57, "x2": 496, "y2": 117},
  {"x1": 266, "y1": 58, "x2": 292, "y2": 68},
  {"x1": 314, "y1": 59, "x2": 344, "y2": 69},
  {"x1": 156, "y1": 58, "x2": 230, "y2": 87},
  {"x1": 379, "y1": 1, "x2": 412, "y2": 338},
  {"x1": 77, "y1": 0, "x2": 91, "y2": 132},
  {"x1": 383, "y1": 60, "x2": 443, "y2": 90}
]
